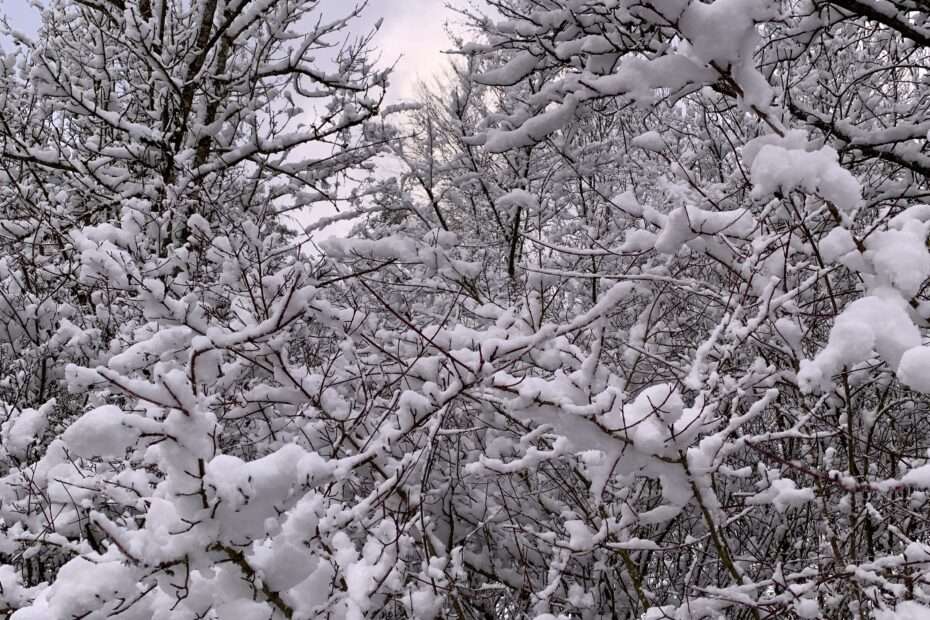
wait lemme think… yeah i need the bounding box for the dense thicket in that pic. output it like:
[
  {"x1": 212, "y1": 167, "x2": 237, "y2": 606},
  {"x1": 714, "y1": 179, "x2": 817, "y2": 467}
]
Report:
[{"x1": 3, "y1": 0, "x2": 930, "y2": 619}]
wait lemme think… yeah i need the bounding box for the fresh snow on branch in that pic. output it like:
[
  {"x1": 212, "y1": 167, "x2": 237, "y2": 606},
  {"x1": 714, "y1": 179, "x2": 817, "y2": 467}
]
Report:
[{"x1": 2, "y1": 0, "x2": 930, "y2": 618}]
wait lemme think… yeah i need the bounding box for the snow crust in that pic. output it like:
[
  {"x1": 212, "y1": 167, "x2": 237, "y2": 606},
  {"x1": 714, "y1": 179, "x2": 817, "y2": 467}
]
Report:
[
  {"x1": 749, "y1": 141, "x2": 861, "y2": 211},
  {"x1": 899, "y1": 347, "x2": 930, "y2": 393},
  {"x1": 874, "y1": 601, "x2": 930, "y2": 620},
  {"x1": 1, "y1": 400, "x2": 53, "y2": 459},
  {"x1": 61, "y1": 405, "x2": 143, "y2": 458},
  {"x1": 655, "y1": 205, "x2": 756, "y2": 254},
  {"x1": 797, "y1": 294, "x2": 920, "y2": 392},
  {"x1": 631, "y1": 130, "x2": 665, "y2": 152}
]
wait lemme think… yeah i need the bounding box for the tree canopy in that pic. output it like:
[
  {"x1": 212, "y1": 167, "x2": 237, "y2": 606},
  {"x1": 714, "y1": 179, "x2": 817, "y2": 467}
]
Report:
[{"x1": 3, "y1": 0, "x2": 930, "y2": 618}]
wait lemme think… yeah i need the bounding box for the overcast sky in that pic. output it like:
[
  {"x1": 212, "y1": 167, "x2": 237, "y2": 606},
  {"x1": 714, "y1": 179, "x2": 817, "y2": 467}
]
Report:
[
  {"x1": 337, "y1": 0, "x2": 461, "y2": 100},
  {"x1": 0, "y1": 0, "x2": 462, "y2": 100}
]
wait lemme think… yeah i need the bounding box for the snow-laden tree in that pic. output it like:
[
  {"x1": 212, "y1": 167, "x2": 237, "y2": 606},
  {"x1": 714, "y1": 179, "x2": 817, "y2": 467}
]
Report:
[
  {"x1": 0, "y1": 0, "x2": 467, "y2": 617},
  {"x1": 330, "y1": 0, "x2": 930, "y2": 618},
  {"x1": 7, "y1": 0, "x2": 930, "y2": 618}
]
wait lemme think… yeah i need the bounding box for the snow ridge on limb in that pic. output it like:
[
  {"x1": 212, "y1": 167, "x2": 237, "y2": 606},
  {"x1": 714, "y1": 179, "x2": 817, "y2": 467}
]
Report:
[{"x1": 471, "y1": 0, "x2": 779, "y2": 153}]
